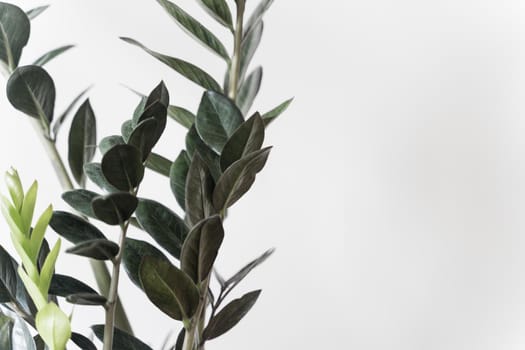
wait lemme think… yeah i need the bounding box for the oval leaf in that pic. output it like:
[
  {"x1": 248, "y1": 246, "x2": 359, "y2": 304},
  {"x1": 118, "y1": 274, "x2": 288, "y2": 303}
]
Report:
[
  {"x1": 122, "y1": 238, "x2": 170, "y2": 288},
  {"x1": 92, "y1": 193, "x2": 138, "y2": 226},
  {"x1": 197, "y1": 0, "x2": 233, "y2": 30},
  {"x1": 128, "y1": 118, "x2": 159, "y2": 161},
  {"x1": 0, "y1": 245, "x2": 35, "y2": 316},
  {"x1": 170, "y1": 150, "x2": 190, "y2": 210},
  {"x1": 99, "y1": 135, "x2": 125, "y2": 155},
  {"x1": 84, "y1": 163, "x2": 120, "y2": 193},
  {"x1": 239, "y1": 21, "x2": 263, "y2": 81},
  {"x1": 61, "y1": 189, "x2": 100, "y2": 218},
  {"x1": 139, "y1": 256, "x2": 200, "y2": 321},
  {"x1": 0, "y1": 3, "x2": 30, "y2": 70},
  {"x1": 185, "y1": 153, "x2": 215, "y2": 227},
  {"x1": 186, "y1": 125, "x2": 221, "y2": 180},
  {"x1": 66, "y1": 293, "x2": 107, "y2": 306},
  {"x1": 35, "y1": 302, "x2": 71, "y2": 350},
  {"x1": 66, "y1": 239, "x2": 119, "y2": 261},
  {"x1": 203, "y1": 290, "x2": 261, "y2": 340},
  {"x1": 220, "y1": 113, "x2": 264, "y2": 171},
  {"x1": 101, "y1": 144, "x2": 144, "y2": 191},
  {"x1": 195, "y1": 91, "x2": 244, "y2": 153},
  {"x1": 49, "y1": 274, "x2": 97, "y2": 297},
  {"x1": 68, "y1": 99, "x2": 97, "y2": 185},
  {"x1": 168, "y1": 105, "x2": 195, "y2": 129},
  {"x1": 236, "y1": 66, "x2": 262, "y2": 115},
  {"x1": 49, "y1": 211, "x2": 106, "y2": 244},
  {"x1": 71, "y1": 332, "x2": 97, "y2": 350},
  {"x1": 145, "y1": 152, "x2": 171, "y2": 177},
  {"x1": 213, "y1": 147, "x2": 271, "y2": 211},
  {"x1": 135, "y1": 198, "x2": 188, "y2": 259}
]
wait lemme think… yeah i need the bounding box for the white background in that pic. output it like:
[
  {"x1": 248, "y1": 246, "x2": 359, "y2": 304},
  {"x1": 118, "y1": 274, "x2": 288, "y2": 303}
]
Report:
[{"x1": 1, "y1": 0, "x2": 525, "y2": 349}]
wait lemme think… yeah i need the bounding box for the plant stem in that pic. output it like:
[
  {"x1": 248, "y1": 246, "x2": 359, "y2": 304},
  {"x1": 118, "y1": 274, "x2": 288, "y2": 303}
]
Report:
[
  {"x1": 183, "y1": 324, "x2": 196, "y2": 350},
  {"x1": 103, "y1": 220, "x2": 130, "y2": 350},
  {"x1": 228, "y1": 1, "x2": 245, "y2": 100},
  {"x1": 28, "y1": 118, "x2": 133, "y2": 334}
]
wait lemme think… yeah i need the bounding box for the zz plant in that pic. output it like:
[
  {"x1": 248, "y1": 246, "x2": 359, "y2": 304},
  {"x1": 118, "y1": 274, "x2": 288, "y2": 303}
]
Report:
[{"x1": 0, "y1": 0, "x2": 292, "y2": 349}]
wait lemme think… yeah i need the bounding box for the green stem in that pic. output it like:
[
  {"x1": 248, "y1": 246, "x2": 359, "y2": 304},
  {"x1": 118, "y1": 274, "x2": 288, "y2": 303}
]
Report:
[
  {"x1": 228, "y1": 1, "x2": 245, "y2": 100},
  {"x1": 29, "y1": 118, "x2": 133, "y2": 334},
  {"x1": 103, "y1": 221, "x2": 130, "y2": 350}
]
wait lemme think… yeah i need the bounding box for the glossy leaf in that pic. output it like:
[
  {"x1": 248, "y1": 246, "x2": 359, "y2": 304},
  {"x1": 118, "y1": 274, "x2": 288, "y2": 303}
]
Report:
[
  {"x1": 68, "y1": 99, "x2": 97, "y2": 185},
  {"x1": 26, "y1": 5, "x2": 49, "y2": 20},
  {"x1": 35, "y1": 302, "x2": 71, "y2": 350},
  {"x1": 239, "y1": 21, "x2": 263, "y2": 81},
  {"x1": 168, "y1": 105, "x2": 195, "y2": 129},
  {"x1": 66, "y1": 293, "x2": 107, "y2": 306},
  {"x1": 66, "y1": 239, "x2": 119, "y2": 261},
  {"x1": 121, "y1": 120, "x2": 134, "y2": 142},
  {"x1": 101, "y1": 144, "x2": 144, "y2": 191},
  {"x1": 225, "y1": 248, "x2": 274, "y2": 286},
  {"x1": 92, "y1": 192, "x2": 138, "y2": 226},
  {"x1": 121, "y1": 37, "x2": 221, "y2": 92},
  {"x1": 52, "y1": 86, "x2": 92, "y2": 137},
  {"x1": 180, "y1": 215, "x2": 224, "y2": 283},
  {"x1": 196, "y1": 91, "x2": 244, "y2": 153},
  {"x1": 128, "y1": 118, "x2": 159, "y2": 161},
  {"x1": 49, "y1": 274, "x2": 97, "y2": 297},
  {"x1": 92, "y1": 325, "x2": 153, "y2": 350},
  {"x1": 157, "y1": 0, "x2": 229, "y2": 60},
  {"x1": 197, "y1": 0, "x2": 233, "y2": 30},
  {"x1": 99, "y1": 135, "x2": 125, "y2": 155},
  {"x1": 261, "y1": 97, "x2": 293, "y2": 126},
  {"x1": 5, "y1": 168, "x2": 23, "y2": 211},
  {"x1": 145, "y1": 80, "x2": 169, "y2": 108},
  {"x1": 145, "y1": 152, "x2": 171, "y2": 177},
  {"x1": 84, "y1": 163, "x2": 119, "y2": 192},
  {"x1": 7, "y1": 65, "x2": 56, "y2": 129},
  {"x1": 237, "y1": 66, "x2": 262, "y2": 115},
  {"x1": 170, "y1": 150, "x2": 190, "y2": 210},
  {"x1": 49, "y1": 211, "x2": 105, "y2": 244},
  {"x1": 122, "y1": 238, "x2": 170, "y2": 288},
  {"x1": 0, "y1": 245, "x2": 33, "y2": 315},
  {"x1": 185, "y1": 153, "x2": 215, "y2": 227},
  {"x1": 0, "y1": 312, "x2": 13, "y2": 350},
  {"x1": 135, "y1": 199, "x2": 188, "y2": 259},
  {"x1": 139, "y1": 256, "x2": 200, "y2": 321},
  {"x1": 39, "y1": 239, "x2": 61, "y2": 299},
  {"x1": 203, "y1": 290, "x2": 261, "y2": 340},
  {"x1": 220, "y1": 113, "x2": 264, "y2": 171},
  {"x1": 213, "y1": 147, "x2": 271, "y2": 211},
  {"x1": 71, "y1": 332, "x2": 97, "y2": 350},
  {"x1": 186, "y1": 125, "x2": 221, "y2": 180},
  {"x1": 33, "y1": 45, "x2": 74, "y2": 66},
  {"x1": 0, "y1": 3, "x2": 30, "y2": 71},
  {"x1": 135, "y1": 101, "x2": 167, "y2": 145},
  {"x1": 2, "y1": 307, "x2": 36, "y2": 350},
  {"x1": 61, "y1": 189, "x2": 100, "y2": 218}
]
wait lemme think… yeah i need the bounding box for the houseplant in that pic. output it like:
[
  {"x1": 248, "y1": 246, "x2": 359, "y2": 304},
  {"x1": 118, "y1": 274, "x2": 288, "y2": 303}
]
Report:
[{"x1": 0, "y1": 0, "x2": 291, "y2": 349}]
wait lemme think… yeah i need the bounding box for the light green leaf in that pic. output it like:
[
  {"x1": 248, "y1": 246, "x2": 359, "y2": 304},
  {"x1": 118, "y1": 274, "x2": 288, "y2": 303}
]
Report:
[
  {"x1": 20, "y1": 180, "x2": 38, "y2": 235},
  {"x1": 236, "y1": 66, "x2": 262, "y2": 115},
  {"x1": 5, "y1": 168, "x2": 23, "y2": 211},
  {"x1": 33, "y1": 45, "x2": 74, "y2": 66},
  {"x1": 28, "y1": 204, "x2": 53, "y2": 263},
  {"x1": 157, "y1": 0, "x2": 229, "y2": 61},
  {"x1": 35, "y1": 302, "x2": 71, "y2": 350},
  {"x1": 39, "y1": 239, "x2": 61, "y2": 298},
  {"x1": 261, "y1": 97, "x2": 293, "y2": 126},
  {"x1": 17, "y1": 267, "x2": 46, "y2": 310},
  {"x1": 0, "y1": 3, "x2": 30, "y2": 71},
  {"x1": 121, "y1": 37, "x2": 221, "y2": 92},
  {"x1": 197, "y1": 0, "x2": 233, "y2": 30}
]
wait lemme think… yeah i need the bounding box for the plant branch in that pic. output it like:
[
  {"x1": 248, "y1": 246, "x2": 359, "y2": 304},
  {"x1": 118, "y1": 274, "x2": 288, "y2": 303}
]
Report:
[
  {"x1": 28, "y1": 118, "x2": 133, "y2": 334},
  {"x1": 228, "y1": 1, "x2": 245, "y2": 100}
]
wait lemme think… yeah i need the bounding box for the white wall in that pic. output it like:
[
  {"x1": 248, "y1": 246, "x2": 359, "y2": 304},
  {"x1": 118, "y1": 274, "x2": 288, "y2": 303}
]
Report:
[{"x1": 1, "y1": 0, "x2": 525, "y2": 349}]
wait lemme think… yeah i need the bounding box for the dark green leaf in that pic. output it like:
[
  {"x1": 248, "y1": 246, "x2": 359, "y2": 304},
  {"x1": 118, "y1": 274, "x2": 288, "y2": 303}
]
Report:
[
  {"x1": 244, "y1": 0, "x2": 273, "y2": 37},
  {"x1": 237, "y1": 66, "x2": 262, "y2": 115},
  {"x1": 49, "y1": 211, "x2": 105, "y2": 244},
  {"x1": 145, "y1": 81, "x2": 169, "y2": 108},
  {"x1": 49, "y1": 274, "x2": 97, "y2": 297},
  {"x1": 195, "y1": 91, "x2": 244, "y2": 153},
  {"x1": 186, "y1": 125, "x2": 221, "y2": 180},
  {"x1": 0, "y1": 312, "x2": 13, "y2": 350},
  {"x1": 99, "y1": 135, "x2": 125, "y2": 155},
  {"x1": 174, "y1": 328, "x2": 185, "y2": 350},
  {"x1": 0, "y1": 245, "x2": 33, "y2": 315},
  {"x1": 220, "y1": 113, "x2": 264, "y2": 171},
  {"x1": 170, "y1": 150, "x2": 190, "y2": 210},
  {"x1": 128, "y1": 118, "x2": 159, "y2": 161},
  {"x1": 121, "y1": 37, "x2": 221, "y2": 92},
  {"x1": 180, "y1": 215, "x2": 224, "y2": 283},
  {"x1": 52, "y1": 86, "x2": 92, "y2": 137},
  {"x1": 185, "y1": 153, "x2": 215, "y2": 227},
  {"x1": 122, "y1": 238, "x2": 170, "y2": 288},
  {"x1": 121, "y1": 120, "x2": 134, "y2": 142},
  {"x1": 0, "y1": 3, "x2": 30, "y2": 70},
  {"x1": 139, "y1": 256, "x2": 200, "y2": 321},
  {"x1": 66, "y1": 239, "x2": 119, "y2": 261},
  {"x1": 239, "y1": 21, "x2": 263, "y2": 81},
  {"x1": 157, "y1": 0, "x2": 229, "y2": 60},
  {"x1": 213, "y1": 147, "x2": 271, "y2": 211},
  {"x1": 197, "y1": 0, "x2": 233, "y2": 30},
  {"x1": 92, "y1": 192, "x2": 138, "y2": 226},
  {"x1": 261, "y1": 97, "x2": 293, "y2": 126},
  {"x1": 145, "y1": 152, "x2": 171, "y2": 177},
  {"x1": 135, "y1": 198, "x2": 188, "y2": 259},
  {"x1": 84, "y1": 162, "x2": 120, "y2": 192},
  {"x1": 168, "y1": 105, "x2": 195, "y2": 129},
  {"x1": 225, "y1": 248, "x2": 274, "y2": 286},
  {"x1": 61, "y1": 189, "x2": 100, "y2": 218},
  {"x1": 33, "y1": 44, "x2": 74, "y2": 66},
  {"x1": 101, "y1": 144, "x2": 144, "y2": 191},
  {"x1": 7, "y1": 65, "x2": 55, "y2": 129},
  {"x1": 34, "y1": 334, "x2": 45, "y2": 350},
  {"x1": 26, "y1": 5, "x2": 49, "y2": 20},
  {"x1": 203, "y1": 290, "x2": 261, "y2": 340},
  {"x1": 92, "y1": 325, "x2": 153, "y2": 350},
  {"x1": 66, "y1": 293, "x2": 107, "y2": 306},
  {"x1": 136, "y1": 102, "x2": 167, "y2": 144},
  {"x1": 68, "y1": 99, "x2": 97, "y2": 185},
  {"x1": 71, "y1": 332, "x2": 97, "y2": 350}
]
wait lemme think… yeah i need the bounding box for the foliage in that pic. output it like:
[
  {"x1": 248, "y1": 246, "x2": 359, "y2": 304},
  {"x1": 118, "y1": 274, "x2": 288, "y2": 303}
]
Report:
[{"x1": 0, "y1": 0, "x2": 291, "y2": 349}]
